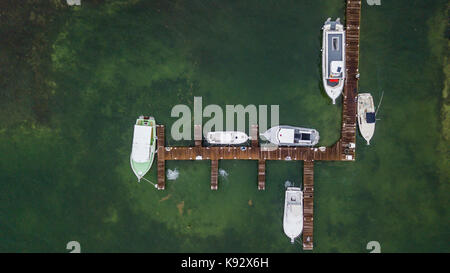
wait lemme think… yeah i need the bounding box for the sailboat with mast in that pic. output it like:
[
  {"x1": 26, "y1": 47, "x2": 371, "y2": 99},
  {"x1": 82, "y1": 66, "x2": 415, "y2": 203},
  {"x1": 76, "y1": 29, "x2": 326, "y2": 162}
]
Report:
[{"x1": 357, "y1": 94, "x2": 376, "y2": 145}]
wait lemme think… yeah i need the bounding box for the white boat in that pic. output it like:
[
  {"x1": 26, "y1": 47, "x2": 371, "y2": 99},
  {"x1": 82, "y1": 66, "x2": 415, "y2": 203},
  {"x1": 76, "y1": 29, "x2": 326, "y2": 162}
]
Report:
[
  {"x1": 357, "y1": 93, "x2": 376, "y2": 145},
  {"x1": 260, "y1": 126, "x2": 319, "y2": 146},
  {"x1": 322, "y1": 18, "x2": 346, "y2": 104},
  {"x1": 206, "y1": 131, "x2": 249, "y2": 145},
  {"x1": 283, "y1": 187, "x2": 303, "y2": 244},
  {"x1": 130, "y1": 116, "x2": 156, "y2": 182}
]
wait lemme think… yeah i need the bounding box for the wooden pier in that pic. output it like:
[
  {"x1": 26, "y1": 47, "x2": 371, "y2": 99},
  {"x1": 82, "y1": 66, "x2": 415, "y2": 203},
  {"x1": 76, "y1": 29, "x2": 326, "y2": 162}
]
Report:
[
  {"x1": 156, "y1": 124, "x2": 166, "y2": 190},
  {"x1": 153, "y1": 0, "x2": 361, "y2": 250},
  {"x1": 211, "y1": 159, "x2": 219, "y2": 190},
  {"x1": 302, "y1": 160, "x2": 315, "y2": 250}
]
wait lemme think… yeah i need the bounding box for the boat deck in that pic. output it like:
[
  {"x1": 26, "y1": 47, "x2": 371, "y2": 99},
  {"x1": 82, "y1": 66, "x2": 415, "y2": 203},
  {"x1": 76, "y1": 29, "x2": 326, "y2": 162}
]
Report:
[
  {"x1": 326, "y1": 32, "x2": 344, "y2": 78},
  {"x1": 154, "y1": 0, "x2": 361, "y2": 251}
]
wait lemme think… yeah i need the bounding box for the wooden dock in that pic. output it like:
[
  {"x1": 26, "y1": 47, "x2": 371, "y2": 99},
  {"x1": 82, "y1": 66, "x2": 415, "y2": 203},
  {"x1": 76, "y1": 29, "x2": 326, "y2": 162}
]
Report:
[
  {"x1": 338, "y1": 0, "x2": 361, "y2": 161},
  {"x1": 153, "y1": 0, "x2": 361, "y2": 250},
  {"x1": 211, "y1": 159, "x2": 218, "y2": 190},
  {"x1": 156, "y1": 124, "x2": 166, "y2": 190},
  {"x1": 302, "y1": 160, "x2": 314, "y2": 250}
]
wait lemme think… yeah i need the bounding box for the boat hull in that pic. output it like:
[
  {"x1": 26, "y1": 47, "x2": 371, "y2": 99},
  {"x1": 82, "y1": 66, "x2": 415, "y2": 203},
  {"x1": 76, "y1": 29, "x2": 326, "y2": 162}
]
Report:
[
  {"x1": 261, "y1": 126, "x2": 319, "y2": 146},
  {"x1": 283, "y1": 187, "x2": 303, "y2": 243},
  {"x1": 130, "y1": 116, "x2": 157, "y2": 181},
  {"x1": 322, "y1": 19, "x2": 346, "y2": 104},
  {"x1": 357, "y1": 93, "x2": 376, "y2": 145},
  {"x1": 206, "y1": 131, "x2": 249, "y2": 145},
  {"x1": 130, "y1": 157, "x2": 153, "y2": 181}
]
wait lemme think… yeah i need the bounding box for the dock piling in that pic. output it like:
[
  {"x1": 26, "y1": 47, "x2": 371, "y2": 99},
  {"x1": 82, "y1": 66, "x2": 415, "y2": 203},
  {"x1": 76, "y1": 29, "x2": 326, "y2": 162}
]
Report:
[
  {"x1": 194, "y1": 124, "x2": 202, "y2": 147},
  {"x1": 258, "y1": 159, "x2": 266, "y2": 190},
  {"x1": 251, "y1": 124, "x2": 259, "y2": 148},
  {"x1": 211, "y1": 160, "x2": 219, "y2": 190}
]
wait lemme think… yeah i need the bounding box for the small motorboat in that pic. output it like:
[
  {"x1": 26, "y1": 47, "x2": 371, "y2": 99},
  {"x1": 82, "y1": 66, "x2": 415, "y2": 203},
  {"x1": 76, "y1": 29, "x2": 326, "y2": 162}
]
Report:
[
  {"x1": 322, "y1": 18, "x2": 346, "y2": 104},
  {"x1": 357, "y1": 93, "x2": 376, "y2": 145},
  {"x1": 283, "y1": 187, "x2": 303, "y2": 244},
  {"x1": 130, "y1": 116, "x2": 157, "y2": 181},
  {"x1": 260, "y1": 126, "x2": 319, "y2": 146},
  {"x1": 206, "y1": 131, "x2": 249, "y2": 145}
]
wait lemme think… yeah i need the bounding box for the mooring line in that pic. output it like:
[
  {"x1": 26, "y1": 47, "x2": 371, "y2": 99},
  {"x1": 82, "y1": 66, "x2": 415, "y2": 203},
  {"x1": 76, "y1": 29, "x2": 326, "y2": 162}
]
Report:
[
  {"x1": 375, "y1": 90, "x2": 384, "y2": 116},
  {"x1": 141, "y1": 177, "x2": 158, "y2": 188}
]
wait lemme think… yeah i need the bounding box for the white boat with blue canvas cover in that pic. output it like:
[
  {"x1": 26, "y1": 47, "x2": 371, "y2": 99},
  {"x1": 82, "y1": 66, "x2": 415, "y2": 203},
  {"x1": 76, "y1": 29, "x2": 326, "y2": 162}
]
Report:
[
  {"x1": 322, "y1": 18, "x2": 346, "y2": 104},
  {"x1": 283, "y1": 187, "x2": 303, "y2": 243},
  {"x1": 357, "y1": 93, "x2": 376, "y2": 145}
]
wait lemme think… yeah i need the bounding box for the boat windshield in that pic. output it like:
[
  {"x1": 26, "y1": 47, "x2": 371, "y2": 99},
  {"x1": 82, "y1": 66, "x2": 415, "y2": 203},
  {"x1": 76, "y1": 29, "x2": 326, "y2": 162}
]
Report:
[
  {"x1": 301, "y1": 133, "x2": 311, "y2": 140},
  {"x1": 332, "y1": 37, "x2": 339, "y2": 51},
  {"x1": 294, "y1": 132, "x2": 311, "y2": 143}
]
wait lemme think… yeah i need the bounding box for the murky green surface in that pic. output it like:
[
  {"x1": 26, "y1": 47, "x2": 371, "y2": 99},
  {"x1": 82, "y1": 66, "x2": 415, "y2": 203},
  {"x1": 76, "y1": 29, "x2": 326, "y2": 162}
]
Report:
[{"x1": 0, "y1": 0, "x2": 448, "y2": 252}]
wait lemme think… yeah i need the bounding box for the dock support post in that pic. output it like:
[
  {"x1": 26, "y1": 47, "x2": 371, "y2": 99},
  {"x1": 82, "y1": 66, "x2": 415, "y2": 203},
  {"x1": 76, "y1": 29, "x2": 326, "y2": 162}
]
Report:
[
  {"x1": 251, "y1": 124, "x2": 259, "y2": 148},
  {"x1": 194, "y1": 96, "x2": 203, "y2": 147},
  {"x1": 302, "y1": 160, "x2": 314, "y2": 250},
  {"x1": 211, "y1": 160, "x2": 219, "y2": 190},
  {"x1": 258, "y1": 159, "x2": 265, "y2": 190},
  {"x1": 156, "y1": 125, "x2": 166, "y2": 190},
  {"x1": 194, "y1": 124, "x2": 202, "y2": 147}
]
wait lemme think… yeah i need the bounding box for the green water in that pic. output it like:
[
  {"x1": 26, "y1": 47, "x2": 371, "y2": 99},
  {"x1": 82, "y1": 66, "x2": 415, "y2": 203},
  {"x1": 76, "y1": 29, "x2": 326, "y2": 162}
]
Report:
[{"x1": 0, "y1": 0, "x2": 448, "y2": 252}]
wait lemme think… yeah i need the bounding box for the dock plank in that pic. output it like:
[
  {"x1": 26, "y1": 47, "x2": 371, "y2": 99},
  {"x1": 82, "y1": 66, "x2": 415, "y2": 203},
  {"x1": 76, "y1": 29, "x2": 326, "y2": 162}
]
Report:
[
  {"x1": 302, "y1": 160, "x2": 314, "y2": 250},
  {"x1": 258, "y1": 159, "x2": 266, "y2": 190},
  {"x1": 211, "y1": 160, "x2": 219, "y2": 190},
  {"x1": 156, "y1": 125, "x2": 166, "y2": 190}
]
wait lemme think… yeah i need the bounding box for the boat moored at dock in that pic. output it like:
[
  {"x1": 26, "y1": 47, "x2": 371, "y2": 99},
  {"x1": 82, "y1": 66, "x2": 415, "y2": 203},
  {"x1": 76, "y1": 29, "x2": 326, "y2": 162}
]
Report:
[
  {"x1": 261, "y1": 126, "x2": 320, "y2": 146},
  {"x1": 130, "y1": 116, "x2": 156, "y2": 181},
  {"x1": 206, "y1": 131, "x2": 249, "y2": 145},
  {"x1": 283, "y1": 187, "x2": 303, "y2": 244},
  {"x1": 357, "y1": 93, "x2": 376, "y2": 145},
  {"x1": 151, "y1": 0, "x2": 363, "y2": 251},
  {"x1": 322, "y1": 18, "x2": 346, "y2": 104}
]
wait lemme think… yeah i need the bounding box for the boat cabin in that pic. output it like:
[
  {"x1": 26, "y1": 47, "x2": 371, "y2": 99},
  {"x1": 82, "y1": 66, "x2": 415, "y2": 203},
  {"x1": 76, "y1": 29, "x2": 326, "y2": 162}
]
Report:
[
  {"x1": 326, "y1": 32, "x2": 344, "y2": 81},
  {"x1": 330, "y1": 61, "x2": 343, "y2": 77},
  {"x1": 366, "y1": 112, "x2": 376, "y2": 124},
  {"x1": 132, "y1": 125, "x2": 152, "y2": 162},
  {"x1": 278, "y1": 128, "x2": 312, "y2": 144}
]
